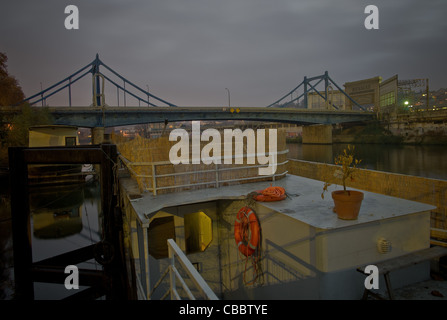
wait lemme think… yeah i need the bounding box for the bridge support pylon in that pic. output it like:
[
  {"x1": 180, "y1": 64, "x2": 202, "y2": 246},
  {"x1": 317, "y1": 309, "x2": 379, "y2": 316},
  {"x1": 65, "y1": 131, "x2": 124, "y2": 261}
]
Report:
[
  {"x1": 302, "y1": 124, "x2": 333, "y2": 144},
  {"x1": 92, "y1": 127, "x2": 105, "y2": 145}
]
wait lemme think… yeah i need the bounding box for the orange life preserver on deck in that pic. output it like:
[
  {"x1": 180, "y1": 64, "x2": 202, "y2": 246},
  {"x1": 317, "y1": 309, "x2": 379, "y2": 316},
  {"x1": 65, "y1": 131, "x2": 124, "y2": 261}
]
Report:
[
  {"x1": 253, "y1": 185, "x2": 286, "y2": 202},
  {"x1": 234, "y1": 206, "x2": 260, "y2": 257}
]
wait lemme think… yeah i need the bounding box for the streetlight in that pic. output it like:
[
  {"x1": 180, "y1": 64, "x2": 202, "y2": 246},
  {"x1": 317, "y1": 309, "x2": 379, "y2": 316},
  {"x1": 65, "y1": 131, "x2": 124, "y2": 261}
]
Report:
[
  {"x1": 225, "y1": 88, "x2": 231, "y2": 108},
  {"x1": 146, "y1": 84, "x2": 150, "y2": 106}
]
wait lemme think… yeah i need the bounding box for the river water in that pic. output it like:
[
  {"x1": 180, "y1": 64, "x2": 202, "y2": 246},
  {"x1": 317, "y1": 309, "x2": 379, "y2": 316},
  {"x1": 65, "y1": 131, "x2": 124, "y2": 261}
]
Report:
[
  {"x1": 287, "y1": 143, "x2": 447, "y2": 181},
  {"x1": 0, "y1": 174, "x2": 102, "y2": 300}
]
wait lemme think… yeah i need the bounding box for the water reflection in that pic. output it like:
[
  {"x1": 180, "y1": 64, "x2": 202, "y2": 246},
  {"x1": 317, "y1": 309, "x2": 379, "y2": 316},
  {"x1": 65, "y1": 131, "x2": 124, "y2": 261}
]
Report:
[
  {"x1": 30, "y1": 181, "x2": 102, "y2": 263},
  {"x1": 0, "y1": 176, "x2": 13, "y2": 300},
  {"x1": 31, "y1": 180, "x2": 102, "y2": 299},
  {"x1": 30, "y1": 186, "x2": 84, "y2": 239},
  {"x1": 287, "y1": 143, "x2": 447, "y2": 181},
  {"x1": 0, "y1": 176, "x2": 102, "y2": 300}
]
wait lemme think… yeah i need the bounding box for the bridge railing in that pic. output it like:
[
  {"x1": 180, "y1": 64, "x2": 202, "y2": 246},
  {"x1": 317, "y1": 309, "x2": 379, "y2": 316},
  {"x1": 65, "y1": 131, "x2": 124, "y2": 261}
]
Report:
[{"x1": 118, "y1": 151, "x2": 289, "y2": 195}]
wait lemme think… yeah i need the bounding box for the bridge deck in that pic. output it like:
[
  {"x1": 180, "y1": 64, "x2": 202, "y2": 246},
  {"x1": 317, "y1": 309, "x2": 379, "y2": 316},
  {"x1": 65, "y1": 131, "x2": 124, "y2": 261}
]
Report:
[{"x1": 0, "y1": 106, "x2": 375, "y2": 128}]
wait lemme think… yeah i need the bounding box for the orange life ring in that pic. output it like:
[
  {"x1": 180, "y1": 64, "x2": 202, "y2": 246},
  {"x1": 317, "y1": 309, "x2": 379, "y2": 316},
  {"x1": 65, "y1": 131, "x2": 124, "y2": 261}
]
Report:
[
  {"x1": 234, "y1": 206, "x2": 260, "y2": 257},
  {"x1": 253, "y1": 186, "x2": 286, "y2": 202}
]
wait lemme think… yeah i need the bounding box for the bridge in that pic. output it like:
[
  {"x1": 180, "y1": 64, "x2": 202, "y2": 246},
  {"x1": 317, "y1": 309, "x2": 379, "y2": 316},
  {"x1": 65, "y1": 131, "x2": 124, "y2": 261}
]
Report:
[
  {"x1": 1, "y1": 54, "x2": 375, "y2": 128},
  {"x1": 0, "y1": 106, "x2": 373, "y2": 128}
]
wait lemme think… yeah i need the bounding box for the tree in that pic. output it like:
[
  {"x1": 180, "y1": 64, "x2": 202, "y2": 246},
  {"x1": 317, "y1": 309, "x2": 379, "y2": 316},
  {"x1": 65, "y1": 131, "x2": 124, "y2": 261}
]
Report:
[
  {"x1": 0, "y1": 53, "x2": 53, "y2": 166},
  {"x1": 0, "y1": 52, "x2": 25, "y2": 141},
  {"x1": 7, "y1": 104, "x2": 53, "y2": 147},
  {"x1": 0, "y1": 52, "x2": 25, "y2": 106}
]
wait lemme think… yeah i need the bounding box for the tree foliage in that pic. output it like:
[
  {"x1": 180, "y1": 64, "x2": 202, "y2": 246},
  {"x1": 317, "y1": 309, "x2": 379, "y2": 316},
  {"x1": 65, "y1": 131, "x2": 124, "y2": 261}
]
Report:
[
  {"x1": 0, "y1": 52, "x2": 25, "y2": 106},
  {"x1": 7, "y1": 104, "x2": 53, "y2": 147},
  {"x1": 0, "y1": 53, "x2": 53, "y2": 166},
  {"x1": 321, "y1": 145, "x2": 362, "y2": 198}
]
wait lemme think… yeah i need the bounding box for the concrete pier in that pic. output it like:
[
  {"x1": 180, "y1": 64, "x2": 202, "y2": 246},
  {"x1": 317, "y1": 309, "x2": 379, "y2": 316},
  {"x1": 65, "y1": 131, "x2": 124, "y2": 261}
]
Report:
[
  {"x1": 302, "y1": 124, "x2": 332, "y2": 144},
  {"x1": 91, "y1": 127, "x2": 105, "y2": 145}
]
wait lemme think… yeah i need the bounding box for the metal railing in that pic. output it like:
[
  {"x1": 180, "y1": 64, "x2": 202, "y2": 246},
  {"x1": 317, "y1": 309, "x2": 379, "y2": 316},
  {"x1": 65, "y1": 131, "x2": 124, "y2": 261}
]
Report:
[
  {"x1": 119, "y1": 148, "x2": 289, "y2": 299},
  {"x1": 149, "y1": 239, "x2": 218, "y2": 300},
  {"x1": 119, "y1": 149, "x2": 289, "y2": 195}
]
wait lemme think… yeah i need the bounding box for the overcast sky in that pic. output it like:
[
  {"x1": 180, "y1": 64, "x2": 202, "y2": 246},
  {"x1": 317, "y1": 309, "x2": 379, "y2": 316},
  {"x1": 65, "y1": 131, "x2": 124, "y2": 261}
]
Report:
[{"x1": 1, "y1": 0, "x2": 446, "y2": 107}]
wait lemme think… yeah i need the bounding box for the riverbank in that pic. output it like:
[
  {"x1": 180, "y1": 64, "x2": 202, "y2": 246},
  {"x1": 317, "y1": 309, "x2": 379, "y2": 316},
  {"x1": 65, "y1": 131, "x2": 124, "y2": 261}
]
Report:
[
  {"x1": 287, "y1": 143, "x2": 447, "y2": 182},
  {"x1": 333, "y1": 128, "x2": 447, "y2": 145},
  {"x1": 335, "y1": 122, "x2": 447, "y2": 145},
  {"x1": 286, "y1": 122, "x2": 447, "y2": 145},
  {"x1": 333, "y1": 123, "x2": 404, "y2": 144}
]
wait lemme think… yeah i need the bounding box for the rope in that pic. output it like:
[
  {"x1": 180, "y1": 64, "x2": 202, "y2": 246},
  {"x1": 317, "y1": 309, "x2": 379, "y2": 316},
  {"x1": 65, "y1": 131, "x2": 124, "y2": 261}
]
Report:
[
  {"x1": 260, "y1": 185, "x2": 285, "y2": 199},
  {"x1": 251, "y1": 184, "x2": 287, "y2": 202},
  {"x1": 239, "y1": 198, "x2": 264, "y2": 286}
]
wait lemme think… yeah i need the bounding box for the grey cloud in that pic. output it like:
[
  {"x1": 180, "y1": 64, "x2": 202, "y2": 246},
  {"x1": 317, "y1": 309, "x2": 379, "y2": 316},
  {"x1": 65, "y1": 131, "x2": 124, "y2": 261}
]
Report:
[{"x1": 1, "y1": 0, "x2": 446, "y2": 107}]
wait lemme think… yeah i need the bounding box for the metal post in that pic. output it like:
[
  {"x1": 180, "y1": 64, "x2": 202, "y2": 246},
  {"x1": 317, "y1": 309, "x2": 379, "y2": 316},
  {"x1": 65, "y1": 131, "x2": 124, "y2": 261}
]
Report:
[
  {"x1": 143, "y1": 227, "x2": 150, "y2": 299},
  {"x1": 326, "y1": 85, "x2": 334, "y2": 110},
  {"x1": 225, "y1": 88, "x2": 230, "y2": 108},
  {"x1": 96, "y1": 74, "x2": 101, "y2": 107},
  {"x1": 40, "y1": 82, "x2": 44, "y2": 107},
  {"x1": 303, "y1": 76, "x2": 308, "y2": 109},
  {"x1": 9, "y1": 147, "x2": 34, "y2": 300},
  {"x1": 92, "y1": 75, "x2": 95, "y2": 106},
  {"x1": 324, "y1": 71, "x2": 329, "y2": 105},
  {"x1": 69, "y1": 76, "x2": 72, "y2": 107},
  {"x1": 92, "y1": 53, "x2": 102, "y2": 107},
  {"x1": 168, "y1": 244, "x2": 176, "y2": 300},
  {"x1": 100, "y1": 144, "x2": 117, "y2": 241},
  {"x1": 100, "y1": 143, "x2": 127, "y2": 300},
  {"x1": 124, "y1": 81, "x2": 127, "y2": 107}
]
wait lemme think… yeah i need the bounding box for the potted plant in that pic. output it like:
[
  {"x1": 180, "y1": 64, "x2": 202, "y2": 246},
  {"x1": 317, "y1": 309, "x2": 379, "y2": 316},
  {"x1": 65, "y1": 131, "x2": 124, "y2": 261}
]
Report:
[{"x1": 321, "y1": 145, "x2": 364, "y2": 220}]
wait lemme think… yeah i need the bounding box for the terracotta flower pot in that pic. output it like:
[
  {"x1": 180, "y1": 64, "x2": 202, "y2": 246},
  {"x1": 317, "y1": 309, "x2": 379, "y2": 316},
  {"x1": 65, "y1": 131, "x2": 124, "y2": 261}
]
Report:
[{"x1": 331, "y1": 190, "x2": 364, "y2": 220}]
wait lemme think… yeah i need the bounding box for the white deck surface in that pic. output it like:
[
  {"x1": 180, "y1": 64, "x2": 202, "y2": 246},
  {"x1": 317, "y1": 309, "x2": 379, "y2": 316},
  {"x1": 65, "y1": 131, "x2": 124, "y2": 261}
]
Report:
[{"x1": 124, "y1": 174, "x2": 435, "y2": 229}]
